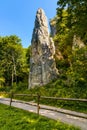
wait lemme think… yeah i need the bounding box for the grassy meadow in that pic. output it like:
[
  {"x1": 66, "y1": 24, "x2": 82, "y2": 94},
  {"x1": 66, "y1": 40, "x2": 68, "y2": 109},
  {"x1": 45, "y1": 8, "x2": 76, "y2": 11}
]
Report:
[{"x1": 0, "y1": 103, "x2": 80, "y2": 130}]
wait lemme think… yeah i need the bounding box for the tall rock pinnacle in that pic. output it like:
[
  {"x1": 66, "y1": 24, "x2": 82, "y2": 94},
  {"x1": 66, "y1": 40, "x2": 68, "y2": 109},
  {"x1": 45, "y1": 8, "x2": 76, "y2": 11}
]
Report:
[{"x1": 29, "y1": 8, "x2": 58, "y2": 88}]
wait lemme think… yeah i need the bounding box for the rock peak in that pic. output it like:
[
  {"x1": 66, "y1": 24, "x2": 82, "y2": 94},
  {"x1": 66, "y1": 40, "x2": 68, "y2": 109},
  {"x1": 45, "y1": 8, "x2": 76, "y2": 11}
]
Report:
[
  {"x1": 37, "y1": 8, "x2": 44, "y2": 14},
  {"x1": 28, "y1": 9, "x2": 58, "y2": 88},
  {"x1": 35, "y1": 8, "x2": 48, "y2": 28}
]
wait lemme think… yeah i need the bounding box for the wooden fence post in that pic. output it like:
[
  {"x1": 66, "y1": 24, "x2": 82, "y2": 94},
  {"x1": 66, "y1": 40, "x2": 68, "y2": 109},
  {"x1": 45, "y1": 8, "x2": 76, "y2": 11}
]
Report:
[
  {"x1": 10, "y1": 91, "x2": 13, "y2": 107},
  {"x1": 37, "y1": 93, "x2": 40, "y2": 116}
]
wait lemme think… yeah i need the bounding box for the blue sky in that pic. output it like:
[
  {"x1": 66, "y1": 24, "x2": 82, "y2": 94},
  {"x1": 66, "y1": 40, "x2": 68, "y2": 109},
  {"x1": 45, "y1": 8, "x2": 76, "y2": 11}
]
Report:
[{"x1": 0, "y1": 0, "x2": 58, "y2": 48}]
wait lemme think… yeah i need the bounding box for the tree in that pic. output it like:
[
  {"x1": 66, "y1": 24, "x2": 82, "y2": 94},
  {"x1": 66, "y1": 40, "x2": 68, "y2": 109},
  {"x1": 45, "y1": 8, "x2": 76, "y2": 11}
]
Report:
[
  {"x1": 49, "y1": 1, "x2": 87, "y2": 94},
  {"x1": 26, "y1": 45, "x2": 31, "y2": 68},
  {"x1": 66, "y1": 46, "x2": 87, "y2": 97},
  {"x1": 0, "y1": 35, "x2": 25, "y2": 87},
  {"x1": 57, "y1": 0, "x2": 87, "y2": 43}
]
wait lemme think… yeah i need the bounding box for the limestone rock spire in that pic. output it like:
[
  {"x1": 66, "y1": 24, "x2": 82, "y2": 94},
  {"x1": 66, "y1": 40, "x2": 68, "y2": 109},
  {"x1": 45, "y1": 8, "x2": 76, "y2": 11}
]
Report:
[{"x1": 29, "y1": 8, "x2": 58, "y2": 88}]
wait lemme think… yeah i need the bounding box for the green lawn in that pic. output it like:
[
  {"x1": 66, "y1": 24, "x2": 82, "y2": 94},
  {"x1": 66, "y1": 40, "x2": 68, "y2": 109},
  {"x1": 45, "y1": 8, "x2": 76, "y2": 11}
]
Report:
[{"x1": 0, "y1": 103, "x2": 80, "y2": 130}]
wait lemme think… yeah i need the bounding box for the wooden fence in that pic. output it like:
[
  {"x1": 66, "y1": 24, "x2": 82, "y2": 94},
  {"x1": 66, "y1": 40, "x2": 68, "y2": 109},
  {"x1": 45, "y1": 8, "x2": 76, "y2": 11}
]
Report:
[{"x1": 0, "y1": 92, "x2": 87, "y2": 118}]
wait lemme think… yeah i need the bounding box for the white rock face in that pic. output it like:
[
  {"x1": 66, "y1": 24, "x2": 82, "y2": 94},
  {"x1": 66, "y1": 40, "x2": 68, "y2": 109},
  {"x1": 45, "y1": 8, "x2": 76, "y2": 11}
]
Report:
[{"x1": 29, "y1": 8, "x2": 58, "y2": 88}]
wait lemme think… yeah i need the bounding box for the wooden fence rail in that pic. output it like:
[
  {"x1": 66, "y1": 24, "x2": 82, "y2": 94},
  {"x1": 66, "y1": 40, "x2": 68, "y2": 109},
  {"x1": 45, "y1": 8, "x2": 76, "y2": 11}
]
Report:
[
  {"x1": 14, "y1": 94, "x2": 37, "y2": 97},
  {"x1": 0, "y1": 92, "x2": 87, "y2": 116},
  {"x1": 40, "y1": 96, "x2": 87, "y2": 102}
]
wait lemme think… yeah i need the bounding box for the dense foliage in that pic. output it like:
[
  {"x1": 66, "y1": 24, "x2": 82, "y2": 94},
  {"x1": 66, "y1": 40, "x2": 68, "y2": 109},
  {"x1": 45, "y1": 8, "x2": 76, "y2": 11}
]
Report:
[
  {"x1": 51, "y1": 0, "x2": 87, "y2": 91},
  {"x1": 57, "y1": 0, "x2": 87, "y2": 43},
  {"x1": 0, "y1": 35, "x2": 29, "y2": 90}
]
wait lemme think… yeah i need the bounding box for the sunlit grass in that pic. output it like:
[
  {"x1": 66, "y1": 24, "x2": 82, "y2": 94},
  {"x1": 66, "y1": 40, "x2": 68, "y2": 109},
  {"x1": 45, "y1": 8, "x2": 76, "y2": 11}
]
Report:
[{"x1": 0, "y1": 103, "x2": 80, "y2": 130}]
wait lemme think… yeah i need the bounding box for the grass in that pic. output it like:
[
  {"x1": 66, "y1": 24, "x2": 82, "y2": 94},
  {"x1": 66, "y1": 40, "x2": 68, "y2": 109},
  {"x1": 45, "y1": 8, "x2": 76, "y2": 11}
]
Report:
[{"x1": 0, "y1": 103, "x2": 80, "y2": 130}]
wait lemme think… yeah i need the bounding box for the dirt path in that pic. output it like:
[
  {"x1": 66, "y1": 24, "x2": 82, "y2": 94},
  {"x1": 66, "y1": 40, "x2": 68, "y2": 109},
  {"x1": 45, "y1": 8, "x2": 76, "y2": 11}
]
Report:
[{"x1": 0, "y1": 97, "x2": 87, "y2": 130}]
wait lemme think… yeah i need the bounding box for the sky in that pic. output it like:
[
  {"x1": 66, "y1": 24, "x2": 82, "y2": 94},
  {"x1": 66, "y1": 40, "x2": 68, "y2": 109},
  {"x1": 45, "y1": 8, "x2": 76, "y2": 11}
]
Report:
[{"x1": 0, "y1": 0, "x2": 58, "y2": 48}]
